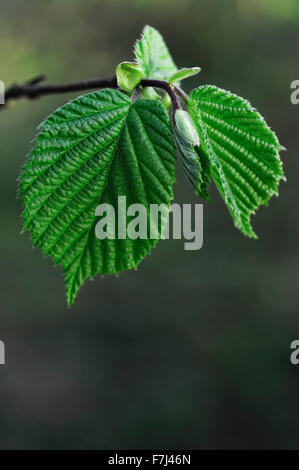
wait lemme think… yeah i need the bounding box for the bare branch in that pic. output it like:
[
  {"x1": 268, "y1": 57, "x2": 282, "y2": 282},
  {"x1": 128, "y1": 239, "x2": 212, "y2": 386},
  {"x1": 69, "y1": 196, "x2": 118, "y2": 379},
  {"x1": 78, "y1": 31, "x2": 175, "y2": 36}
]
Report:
[
  {"x1": 3, "y1": 76, "x2": 118, "y2": 107},
  {"x1": 1, "y1": 75, "x2": 183, "y2": 111}
]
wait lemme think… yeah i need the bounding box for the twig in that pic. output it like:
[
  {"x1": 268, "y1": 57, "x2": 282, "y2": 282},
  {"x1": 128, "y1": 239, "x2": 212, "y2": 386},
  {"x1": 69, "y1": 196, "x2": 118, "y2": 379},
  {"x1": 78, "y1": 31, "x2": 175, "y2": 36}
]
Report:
[
  {"x1": 1, "y1": 75, "x2": 183, "y2": 111},
  {"x1": 4, "y1": 76, "x2": 118, "y2": 105}
]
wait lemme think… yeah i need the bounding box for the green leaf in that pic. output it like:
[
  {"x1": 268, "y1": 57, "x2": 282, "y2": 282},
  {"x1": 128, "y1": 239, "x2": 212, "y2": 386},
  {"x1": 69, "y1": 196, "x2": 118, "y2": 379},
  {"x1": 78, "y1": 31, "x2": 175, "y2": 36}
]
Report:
[
  {"x1": 173, "y1": 110, "x2": 211, "y2": 200},
  {"x1": 189, "y1": 85, "x2": 285, "y2": 238},
  {"x1": 168, "y1": 67, "x2": 201, "y2": 84},
  {"x1": 134, "y1": 25, "x2": 178, "y2": 80},
  {"x1": 20, "y1": 89, "x2": 176, "y2": 306},
  {"x1": 116, "y1": 61, "x2": 144, "y2": 92}
]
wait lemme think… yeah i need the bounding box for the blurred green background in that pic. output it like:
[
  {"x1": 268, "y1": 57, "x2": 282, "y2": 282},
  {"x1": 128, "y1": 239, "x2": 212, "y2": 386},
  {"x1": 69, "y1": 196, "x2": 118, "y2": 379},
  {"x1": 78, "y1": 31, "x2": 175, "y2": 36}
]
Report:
[{"x1": 0, "y1": 0, "x2": 298, "y2": 450}]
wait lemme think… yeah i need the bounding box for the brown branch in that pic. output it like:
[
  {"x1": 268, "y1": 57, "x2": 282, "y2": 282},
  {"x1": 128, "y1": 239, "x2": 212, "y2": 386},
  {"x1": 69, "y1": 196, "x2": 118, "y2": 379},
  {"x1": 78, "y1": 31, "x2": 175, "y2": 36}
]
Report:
[
  {"x1": 3, "y1": 75, "x2": 118, "y2": 105},
  {"x1": 1, "y1": 75, "x2": 183, "y2": 111}
]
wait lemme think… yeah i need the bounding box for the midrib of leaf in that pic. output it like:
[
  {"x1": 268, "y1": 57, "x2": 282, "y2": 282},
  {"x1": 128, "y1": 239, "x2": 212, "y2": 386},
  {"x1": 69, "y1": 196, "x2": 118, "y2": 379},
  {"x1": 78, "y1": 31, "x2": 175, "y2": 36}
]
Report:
[
  {"x1": 88, "y1": 100, "x2": 176, "y2": 274},
  {"x1": 126, "y1": 123, "x2": 150, "y2": 204},
  {"x1": 133, "y1": 109, "x2": 173, "y2": 198}
]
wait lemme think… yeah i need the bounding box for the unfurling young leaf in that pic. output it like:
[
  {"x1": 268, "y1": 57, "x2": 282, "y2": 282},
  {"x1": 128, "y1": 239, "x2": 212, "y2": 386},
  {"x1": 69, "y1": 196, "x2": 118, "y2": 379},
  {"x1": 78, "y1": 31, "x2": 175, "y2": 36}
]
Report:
[
  {"x1": 134, "y1": 25, "x2": 178, "y2": 80},
  {"x1": 20, "y1": 90, "x2": 176, "y2": 305},
  {"x1": 189, "y1": 85, "x2": 285, "y2": 238},
  {"x1": 173, "y1": 110, "x2": 211, "y2": 201},
  {"x1": 168, "y1": 67, "x2": 201, "y2": 84},
  {"x1": 116, "y1": 61, "x2": 144, "y2": 92},
  {"x1": 174, "y1": 109, "x2": 200, "y2": 147}
]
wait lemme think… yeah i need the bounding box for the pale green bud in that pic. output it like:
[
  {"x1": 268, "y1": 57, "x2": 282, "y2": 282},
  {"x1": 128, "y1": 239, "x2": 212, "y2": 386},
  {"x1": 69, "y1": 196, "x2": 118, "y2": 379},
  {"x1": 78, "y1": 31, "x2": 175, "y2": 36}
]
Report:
[{"x1": 116, "y1": 62, "x2": 144, "y2": 92}]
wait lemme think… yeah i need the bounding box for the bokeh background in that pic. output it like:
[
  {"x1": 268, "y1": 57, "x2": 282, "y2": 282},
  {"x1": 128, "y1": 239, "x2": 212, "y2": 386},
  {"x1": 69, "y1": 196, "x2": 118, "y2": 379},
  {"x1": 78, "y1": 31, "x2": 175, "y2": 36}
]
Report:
[{"x1": 0, "y1": 0, "x2": 298, "y2": 450}]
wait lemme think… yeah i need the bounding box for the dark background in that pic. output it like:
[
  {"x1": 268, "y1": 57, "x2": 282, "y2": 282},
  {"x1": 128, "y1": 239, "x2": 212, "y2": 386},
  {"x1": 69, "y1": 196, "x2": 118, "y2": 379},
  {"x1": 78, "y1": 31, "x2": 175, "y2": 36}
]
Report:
[{"x1": 0, "y1": 0, "x2": 298, "y2": 450}]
